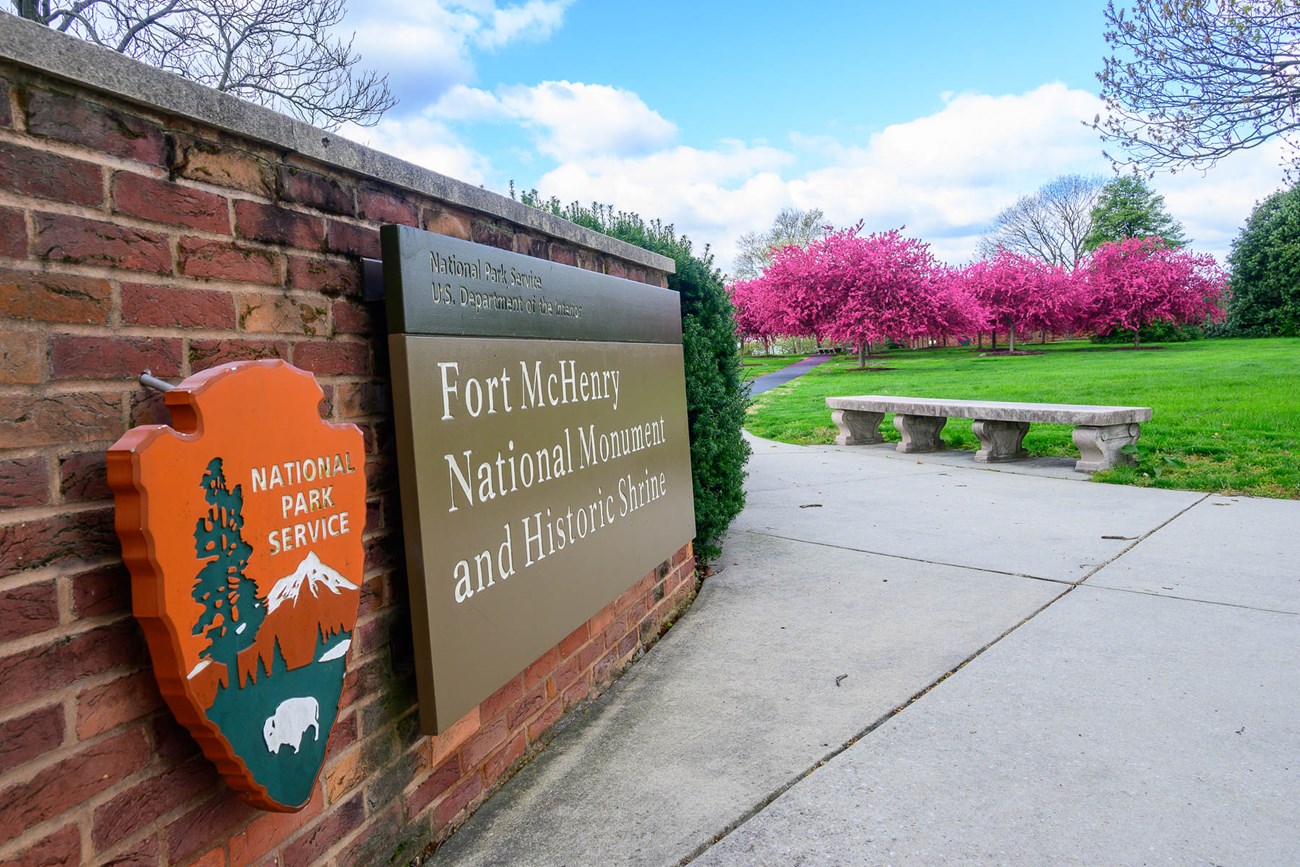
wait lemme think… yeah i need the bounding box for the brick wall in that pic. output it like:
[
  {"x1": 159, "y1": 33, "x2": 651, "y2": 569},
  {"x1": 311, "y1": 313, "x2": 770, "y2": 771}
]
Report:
[{"x1": 0, "y1": 47, "x2": 697, "y2": 867}]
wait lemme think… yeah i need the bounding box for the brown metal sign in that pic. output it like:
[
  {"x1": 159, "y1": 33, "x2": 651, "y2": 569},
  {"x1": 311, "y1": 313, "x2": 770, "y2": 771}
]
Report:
[{"x1": 383, "y1": 227, "x2": 695, "y2": 733}]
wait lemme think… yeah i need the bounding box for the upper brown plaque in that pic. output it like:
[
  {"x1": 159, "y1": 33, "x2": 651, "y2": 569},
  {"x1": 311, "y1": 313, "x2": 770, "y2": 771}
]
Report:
[{"x1": 383, "y1": 226, "x2": 695, "y2": 734}]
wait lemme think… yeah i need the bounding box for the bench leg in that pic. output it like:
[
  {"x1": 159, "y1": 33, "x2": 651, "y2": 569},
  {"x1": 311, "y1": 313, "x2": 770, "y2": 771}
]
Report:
[
  {"x1": 894, "y1": 414, "x2": 946, "y2": 453},
  {"x1": 831, "y1": 409, "x2": 885, "y2": 445},
  {"x1": 1072, "y1": 423, "x2": 1141, "y2": 473},
  {"x1": 972, "y1": 419, "x2": 1029, "y2": 463}
]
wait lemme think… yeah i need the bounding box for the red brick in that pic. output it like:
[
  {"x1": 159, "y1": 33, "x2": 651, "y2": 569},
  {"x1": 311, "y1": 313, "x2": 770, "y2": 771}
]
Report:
[
  {"x1": 359, "y1": 188, "x2": 418, "y2": 225},
  {"x1": 0, "y1": 618, "x2": 141, "y2": 712},
  {"x1": 169, "y1": 134, "x2": 274, "y2": 196},
  {"x1": 507, "y1": 682, "x2": 548, "y2": 730},
  {"x1": 92, "y1": 758, "x2": 218, "y2": 852},
  {"x1": 526, "y1": 698, "x2": 564, "y2": 744},
  {"x1": 471, "y1": 221, "x2": 512, "y2": 251},
  {"x1": 121, "y1": 283, "x2": 237, "y2": 329},
  {"x1": 178, "y1": 237, "x2": 278, "y2": 284},
  {"x1": 96, "y1": 834, "x2": 161, "y2": 866},
  {"x1": 0, "y1": 728, "x2": 149, "y2": 831},
  {"x1": 0, "y1": 207, "x2": 24, "y2": 259},
  {"x1": 433, "y1": 773, "x2": 483, "y2": 830},
  {"x1": 552, "y1": 652, "x2": 586, "y2": 695},
  {"x1": 278, "y1": 165, "x2": 354, "y2": 216},
  {"x1": 59, "y1": 450, "x2": 110, "y2": 503},
  {"x1": 52, "y1": 335, "x2": 181, "y2": 380},
  {"x1": 324, "y1": 220, "x2": 380, "y2": 257},
  {"x1": 458, "y1": 714, "x2": 508, "y2": 771},
  {"x1": 576, "y1": 637, "x2": 603, "y2": 672},
  {"x1": 480, "y1": 674, "x2": 522, "y2": 723},
  {"x1": 237, "y1": 292, "x2": 327, "y2": 335},
  {"x1": 0, "y1": 824, "x2": 80, "y2": 867},
  {"x1": 562, "y1": 678, "x2": 591, "y2": 707},
  {"x1": 164, "y1": 794, "x2": 256, "y2": 864},
  {"x1": 331, "y1": 298, "x2": 371, "y2": 334},
  {"x1": 549, "y1": 243, "x2": 577, "y2": 267},
  {"x1": 0, "y1": 328, "x2": 42, "y2": 384},
  {"x1": 334, "y1": 381, "x2": 390, "y2": 420},
  {"x1": 424, "y1": 207, "x2": 472, "y2": 241},
  {"x1": 593, "y1": 644, "x2": 624, "y2": 685},
  {"x1": 227, "y1": 787, "x2": 323, "y2": 866},
  {"x1": 188, "y1": 338, "x2": 288, "y2": 371},
  {"x1": 234, "y1": 200, "x2": 323, "y2": 249},
  {"x1": 558, "y1": 623, "x2": 588, "y2": 658},
  {"x1": 188, "y1": 849, "x2": 226, "y2": 867},
  {"x1": 70, "y1": 563, "x2": 131, "y2": 619},
  {"x1": 0, "y1": 391, "x2": 121, "y2": 448},
  {"x1": 481, "y1": 731, "x2": 526, "y2": 785},
  {"x1": 0, "y1": 507, "x2": 118, "y2": 577},
  {"x1": 113, "y1": 172, "x2": 230, "y2": 234},
  {"x1": 76, "y1": 670, "x2": 163, "y2": 740},
  {"x1": 280, "y1": 793, "x2": 364, "y2": 867},
  {"x1": 33, "y1": 213, "x2": 171, "y2": 274},
  {"x1": 0, "y1": 579, "x2": 59, "y2": 643},
  {"x1": 0, "y1": 456, "x2": 48, "y2": 507},
  {"x1": 25, "y1": 89, "x2": 165, "y2": 165},
  {"x1": 405, "y1": 753, "x2": 460, "y2": 820},
  {"x1": 0, "y1": 139, "x2": 103, "y2": 206},
  {"x1": 0, "y1": 269, "x2": 112, "y2": 323},
  {"x1": 286, "y1": 255, "x2": 358, "y2": 296},
  {"x1": 0, "y1": 704, "x2": 63, "y2": 776},
  {"x1": 291, "y1": 339, "x2": 369, "y2": 376},
  {"x1": 589, "y1": 601, "x2": 615, "y2": 635}
]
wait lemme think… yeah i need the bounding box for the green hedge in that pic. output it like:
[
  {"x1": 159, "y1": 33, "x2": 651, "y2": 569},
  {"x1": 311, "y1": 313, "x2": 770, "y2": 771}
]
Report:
[{"x1": 517, "y1": 193, "x2": 750, "y2": 563}]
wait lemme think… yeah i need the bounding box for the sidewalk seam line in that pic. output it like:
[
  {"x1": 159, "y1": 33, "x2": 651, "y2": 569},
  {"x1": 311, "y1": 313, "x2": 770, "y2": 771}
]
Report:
[
  {"x1": 740, "y1": 528, "x2": 1078, "y2": 586},
  {"x1": 1075, "y1": 492, "x2": 1212, "y2": 585},
  {"x1": 678, "y1": 583, "x2": 1073, "y2": 866}
]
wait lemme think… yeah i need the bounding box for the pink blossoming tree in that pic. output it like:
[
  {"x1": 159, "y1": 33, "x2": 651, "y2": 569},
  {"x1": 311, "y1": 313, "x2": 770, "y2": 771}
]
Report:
[
  {"x1": 762, "y1": 226, "x2": 962, "y2": 366},
  {"x1": 960, "y1": 249, "x2": 1077, "y2": 351},
  {"x1": 1076, "y1": 236, "x2": 1229, "y2": 348}
]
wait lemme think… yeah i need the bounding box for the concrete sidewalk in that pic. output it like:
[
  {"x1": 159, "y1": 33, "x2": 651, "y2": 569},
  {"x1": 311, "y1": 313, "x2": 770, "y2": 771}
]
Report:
[{"x1": 429, "y1": 436, "x2": 1300, "y2": 866}]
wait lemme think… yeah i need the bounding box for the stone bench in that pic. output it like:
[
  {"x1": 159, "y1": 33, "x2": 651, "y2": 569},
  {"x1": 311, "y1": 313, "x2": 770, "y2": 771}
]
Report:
[{"x1": 825, "y1": 395, "x2": 1153, "y2": 473}]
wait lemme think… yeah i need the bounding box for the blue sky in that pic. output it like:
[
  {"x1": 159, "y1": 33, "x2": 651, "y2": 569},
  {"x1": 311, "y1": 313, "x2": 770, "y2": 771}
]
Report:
[{"x1": 339, "y1": 0, "x2": 1287, "y2": 272}]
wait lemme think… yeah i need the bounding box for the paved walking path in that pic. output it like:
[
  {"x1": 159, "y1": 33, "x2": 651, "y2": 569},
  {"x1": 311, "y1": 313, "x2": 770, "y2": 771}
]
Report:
[
  {"x1": 429, "y1": 435, "x2": 1300, "y2": 866},
  {"x1": 746, "y1": 353, "x2": 834, "y2": 394}
]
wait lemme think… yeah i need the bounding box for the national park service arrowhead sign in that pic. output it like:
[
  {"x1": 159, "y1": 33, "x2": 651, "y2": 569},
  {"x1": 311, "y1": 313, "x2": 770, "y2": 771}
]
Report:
[{"x1": 108, "y1": 360, "x2": 366, "y2": 811}]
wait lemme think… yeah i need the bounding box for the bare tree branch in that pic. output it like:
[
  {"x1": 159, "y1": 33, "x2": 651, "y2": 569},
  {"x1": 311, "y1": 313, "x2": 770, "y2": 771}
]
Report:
[
  {"x1": 733, "y1": 207, "x2": 828, "y2": 279},
  {"x1": 980, "y1": 174, "x2": 1105, "y2": 268},
  {"x1": 11, "y1": 0, "x2": 395, "y2": 129},
  {"x1": 1096, "y1": 0, "x2": 1300, "y2": 175}
]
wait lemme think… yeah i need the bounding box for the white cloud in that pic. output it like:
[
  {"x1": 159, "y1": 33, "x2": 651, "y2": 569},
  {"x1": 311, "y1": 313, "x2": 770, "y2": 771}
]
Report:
[
  {"x1": 346, "y1": 1, "x2": 573, "y2": 103},
  {"x1": 514, "y1": 82, "x2": 1284, "y2": 272},
  {"x1": 432, "y1": 81, "x2": 677, "y2": 161},
  {"x1": 338, "y1": 115, "x2": 492, "y2": 186},
  {"x1": 478, "y1": 0, "x2": 572, "y2": 49}
]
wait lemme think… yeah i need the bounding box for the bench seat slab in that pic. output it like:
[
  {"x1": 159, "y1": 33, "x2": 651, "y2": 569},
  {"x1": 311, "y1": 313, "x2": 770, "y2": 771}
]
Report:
[
  {"x1": 972, "y1": 419, "x2": 1029, "y2": 463},
  {"x1": 1073, "y1": 423, "x2": 1142, "y2": 473},
  {"x1": 894, "y1": 414, "x2": 947, "y2": 453},
  {"x1": 831, "y1": 409, "x2": 885, "y2": 445}
]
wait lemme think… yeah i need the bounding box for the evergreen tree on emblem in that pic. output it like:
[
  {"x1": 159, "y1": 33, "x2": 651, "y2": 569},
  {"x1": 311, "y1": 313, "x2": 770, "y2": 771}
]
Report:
[{"x1": 193, "y1": 457, "x2": 264, "y2": 686}]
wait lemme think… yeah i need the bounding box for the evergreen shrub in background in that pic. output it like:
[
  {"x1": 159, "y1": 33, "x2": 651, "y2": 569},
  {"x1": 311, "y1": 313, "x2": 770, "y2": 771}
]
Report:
[{"x1": 516, "y1": 191, "x2": 750, "y2": 564}]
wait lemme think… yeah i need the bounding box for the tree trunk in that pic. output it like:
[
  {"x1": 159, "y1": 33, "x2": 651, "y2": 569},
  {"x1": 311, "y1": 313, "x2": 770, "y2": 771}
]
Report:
[
  {"x1": 1133, "y1": 329, "x2": 1141, "y2": 350},
  {"x1": 1009, "y1": 323, "x2": 1016, "y2": 353}
]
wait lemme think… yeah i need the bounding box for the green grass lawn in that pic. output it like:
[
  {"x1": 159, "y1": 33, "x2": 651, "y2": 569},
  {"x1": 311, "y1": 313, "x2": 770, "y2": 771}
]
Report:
[
  {"x1": 745, "y1": 337, "x2": 1300, "y2": 499},
  {"x1": 739, "y1": 353, "x2": 814, "y2": 381}
]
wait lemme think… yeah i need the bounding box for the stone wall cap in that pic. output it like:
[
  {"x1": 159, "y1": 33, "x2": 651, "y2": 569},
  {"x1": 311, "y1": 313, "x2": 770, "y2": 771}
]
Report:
[
  {"x1": 826, "y1": 395, "x2": 1153, "y2": 425},
  {"x1": 0, "y1": 13, "x2": 674, "y2": 274}
]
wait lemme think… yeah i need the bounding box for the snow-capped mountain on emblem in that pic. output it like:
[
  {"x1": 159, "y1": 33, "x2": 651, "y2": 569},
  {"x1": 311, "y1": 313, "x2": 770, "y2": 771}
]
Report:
[
  {"x1": 266, "y1": 551, "x2": 358, "y2": 613},
  {"x1": 241, "y1": 550, "x2": 360, "y2": 678}
]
